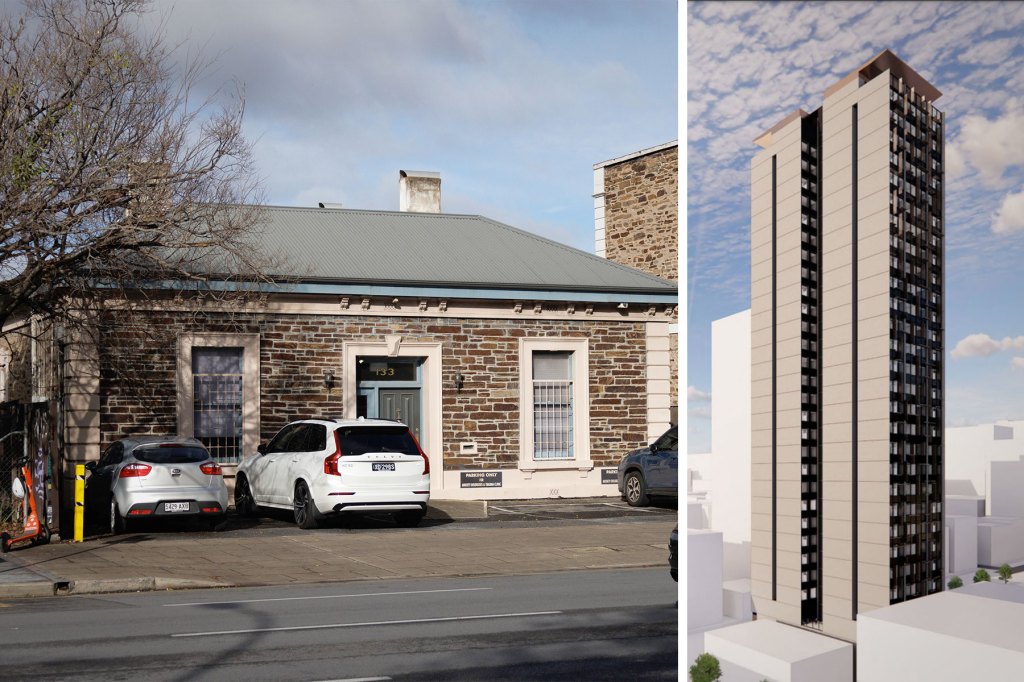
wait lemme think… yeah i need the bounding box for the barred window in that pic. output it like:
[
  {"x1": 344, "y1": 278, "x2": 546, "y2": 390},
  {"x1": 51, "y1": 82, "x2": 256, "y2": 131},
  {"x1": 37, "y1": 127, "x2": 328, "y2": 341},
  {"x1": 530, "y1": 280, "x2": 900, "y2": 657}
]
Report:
[
  {"x1": 193, "y1": 347, "x2": 243, "y2": 462},
  {"x1": 532, "y1": 351, "x2": 573, "y2": 460}
]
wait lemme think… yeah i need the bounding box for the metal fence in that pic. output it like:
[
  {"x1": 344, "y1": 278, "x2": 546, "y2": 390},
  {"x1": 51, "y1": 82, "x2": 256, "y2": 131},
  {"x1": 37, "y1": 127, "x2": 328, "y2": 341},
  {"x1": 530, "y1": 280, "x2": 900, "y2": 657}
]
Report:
[
  {"x1": 0, "y1": 401, "x2": 59, "y2": 535},
  {"x1": 0, "y1": 402, "x2": 26, "y2": 532}
]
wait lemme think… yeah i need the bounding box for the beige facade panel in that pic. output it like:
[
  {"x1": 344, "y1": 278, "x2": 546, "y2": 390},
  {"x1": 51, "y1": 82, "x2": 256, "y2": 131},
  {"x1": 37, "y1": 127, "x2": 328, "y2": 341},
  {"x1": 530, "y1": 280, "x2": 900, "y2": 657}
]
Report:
[
  {"x1": 822, "y1": 373, "x2": 854, "y2": 404},
  {"x1": 776, "y1": 424, "x2": 802, "y2": 448},
  {"x1": 822, "y1": 316, "x2": 853, "y2": 352},
  {"x1": 751, "y1": 307, "x2": 773, "y2": 332},
  {"x1": 858, "y1": 173, "x2": 890, "y2": 206},
  {"x1": 858, "y1": 353, "x2": 889, "y2": 383},
  {"x1": 858, "y1": 439, "x2": 889, "y2": 464},
  {"x1": 822, "y1": 453, "x2": 855, "y2": 480},
  {"x1": 860, "y1": 195, "x2": 892, "y2": 228},
  {"x1": 752, "y1": 361, "x2": 772, "y2": 386},
  {"x1": 823, "y1": 497, "x2": 856, "y2": 522},
  {"x1": 859, "y1": 519, "x2": 890, "y2": 547},
  {"x1": 860, "y1": 417, "x2": 892, "y2": 444},
  {"x1": 858, "y1": 250, "x2": 891, "y2": 279},
  {"x1": 751, "y1": 411, "x2": 774, "y2": 433},
  {"x1": 858, "y1": 397, "x2": 889, "y2": 424},
  {"x1": 751, "y1": 344, "x2": 773, "y2": 368},
  {"x1": 858, "y1": 459, "x2": 889, "y2": 483},
  {"x1": 822, "y1": 362, "x2": 852, "y2": 388},
  {"x1": 751, "y1": 260, "x2": 772, "y2": 289},
  {"x1": 858, "y1": 117, "x2": 890, "y2": 155},
  {"x1": 858, "y1": 118, "x2": 891, "y2": 160},
  {"x1": 857, "y1": 273, "x2": 890, "y2": 303}
]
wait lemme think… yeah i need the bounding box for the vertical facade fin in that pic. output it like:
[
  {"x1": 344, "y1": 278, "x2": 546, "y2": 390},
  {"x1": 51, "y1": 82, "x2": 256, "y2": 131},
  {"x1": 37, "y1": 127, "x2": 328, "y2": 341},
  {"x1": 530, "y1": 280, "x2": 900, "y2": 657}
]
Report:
[{"x1": 851, "y1": 103, "x2": 859, "y2": 621}]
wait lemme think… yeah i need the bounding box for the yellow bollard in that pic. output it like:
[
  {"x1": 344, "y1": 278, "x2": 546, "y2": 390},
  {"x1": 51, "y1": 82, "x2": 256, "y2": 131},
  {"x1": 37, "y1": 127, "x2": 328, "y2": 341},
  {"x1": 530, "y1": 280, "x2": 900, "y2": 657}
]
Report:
[{"x1": 74, "y1": 464, "x2": 85, "y2": 542}]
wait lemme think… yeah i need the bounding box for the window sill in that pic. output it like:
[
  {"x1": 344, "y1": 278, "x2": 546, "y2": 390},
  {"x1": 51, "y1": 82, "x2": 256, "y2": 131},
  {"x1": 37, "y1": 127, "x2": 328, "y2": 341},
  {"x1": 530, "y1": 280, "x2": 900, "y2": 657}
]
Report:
[{"x1": 520, "y1": 460, "x2": 593, "y2": 472}]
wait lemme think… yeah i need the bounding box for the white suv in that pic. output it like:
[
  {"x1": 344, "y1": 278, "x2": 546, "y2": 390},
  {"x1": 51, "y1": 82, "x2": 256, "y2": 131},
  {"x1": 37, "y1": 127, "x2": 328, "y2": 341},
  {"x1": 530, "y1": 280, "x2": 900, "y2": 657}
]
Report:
[{"x1": 235, "y1": 418, "x2": 431, "y2": 528}]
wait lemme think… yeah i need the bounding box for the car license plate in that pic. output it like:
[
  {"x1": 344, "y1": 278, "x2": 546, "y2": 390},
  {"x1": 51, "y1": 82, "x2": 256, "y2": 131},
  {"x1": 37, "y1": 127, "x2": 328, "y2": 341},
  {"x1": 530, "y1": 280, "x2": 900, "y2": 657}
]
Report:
[
  {"x1": 372, "y1": 463, "x2": 396, "y2": 472},
  {"x1": 164, "y1": 502, "x2": 190, "y2": 512}
]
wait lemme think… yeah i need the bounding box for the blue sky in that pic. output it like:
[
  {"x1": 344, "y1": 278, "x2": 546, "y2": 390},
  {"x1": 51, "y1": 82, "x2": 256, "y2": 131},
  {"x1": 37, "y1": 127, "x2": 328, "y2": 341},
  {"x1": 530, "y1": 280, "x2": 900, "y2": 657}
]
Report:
[
  {"x1": 136, "y1": 0, "x2": 678, "y2": 253},
  {"x1": 687, "y1": 2, "x2": 1024, "y2": 453}
]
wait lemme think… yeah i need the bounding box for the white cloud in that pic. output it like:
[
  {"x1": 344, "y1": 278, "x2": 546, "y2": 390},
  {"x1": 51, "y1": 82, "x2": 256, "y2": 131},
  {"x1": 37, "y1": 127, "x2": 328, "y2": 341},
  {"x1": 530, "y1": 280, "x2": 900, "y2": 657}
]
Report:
[
  {"x1": 956, "y1": 100, "x2": 1024, "y2": 186},
  {"x1": 1013, "y1": 357, "x2": 1024, "y2": 370},
  {"x1": 958, "y1": 37, "x2": 1021, "y2": 65},
  {"x1": 688, "y1": 385, "x2": 711, "y2": 402},
  {"x1": 992, "y1": 189, "x2": 1024, "y2": 234},
  {"x1": 945, "y1": 142, "x2": 966, "y2": 180},
  {"x1": 951, "y1": 333, "x2": 1024, "y2": 359}
]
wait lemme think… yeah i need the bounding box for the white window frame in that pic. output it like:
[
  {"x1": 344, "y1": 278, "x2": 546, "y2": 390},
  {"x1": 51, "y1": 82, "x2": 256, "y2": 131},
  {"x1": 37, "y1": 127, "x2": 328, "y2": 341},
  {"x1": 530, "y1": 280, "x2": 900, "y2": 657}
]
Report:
[
  {"x1": 518, "y1": 337, "x2": 591, "y2": 471},
  {"x1": 177, "y1": 333, "x2": 260, "y2": 466}
]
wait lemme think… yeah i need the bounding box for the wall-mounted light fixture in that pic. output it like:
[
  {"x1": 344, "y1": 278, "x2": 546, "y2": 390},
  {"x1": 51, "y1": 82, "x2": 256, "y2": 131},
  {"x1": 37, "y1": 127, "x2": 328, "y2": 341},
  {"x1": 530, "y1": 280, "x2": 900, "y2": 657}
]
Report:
[
  {"x1": 455, "y1": 373, "x2": 465, "y2": 392},
  {"x1": 617, "y1": 302, "x2": 629, "y2": 310},
  {"x1": 324, "y1": 370, "x2": 336, "y2": 389}
]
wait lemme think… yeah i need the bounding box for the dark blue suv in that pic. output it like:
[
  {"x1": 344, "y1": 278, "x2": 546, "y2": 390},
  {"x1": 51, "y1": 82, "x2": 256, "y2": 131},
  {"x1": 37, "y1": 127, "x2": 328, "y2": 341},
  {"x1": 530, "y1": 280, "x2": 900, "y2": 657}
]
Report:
[{"x1": 617, "y1": 426, "x2": 678, "y2": 507}]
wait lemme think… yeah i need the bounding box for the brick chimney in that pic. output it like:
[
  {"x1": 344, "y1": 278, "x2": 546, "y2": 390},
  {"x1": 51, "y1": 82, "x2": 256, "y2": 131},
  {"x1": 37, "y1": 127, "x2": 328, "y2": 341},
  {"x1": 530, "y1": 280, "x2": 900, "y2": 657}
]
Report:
[{"x1": 399, "y1": 170, "x2": 441, "y2": 213}]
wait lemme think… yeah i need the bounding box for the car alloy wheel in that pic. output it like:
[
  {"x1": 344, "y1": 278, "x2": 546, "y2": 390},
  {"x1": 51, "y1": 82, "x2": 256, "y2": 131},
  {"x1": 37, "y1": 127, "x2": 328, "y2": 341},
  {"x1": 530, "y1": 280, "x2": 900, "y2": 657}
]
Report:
[
  {"x1": 110, "y1": 498, "x2": 126, "y2": 534},
  {"x1": 624, "y1": 471, "x2": 649, "y2": 507},
  {"x1": 234, "y1": 475, "x2": 257, "y2": 517},
  {"x1": 293, "y1": 481, "x2": 320, "y2": 529}
]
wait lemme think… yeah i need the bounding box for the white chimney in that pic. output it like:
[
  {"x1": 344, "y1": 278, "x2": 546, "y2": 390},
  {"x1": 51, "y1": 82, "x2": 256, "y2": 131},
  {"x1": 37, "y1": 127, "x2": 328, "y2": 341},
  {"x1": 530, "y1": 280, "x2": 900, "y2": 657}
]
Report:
[{"x1": 399, "y1": 170, "x2": 441, "y2": 213}]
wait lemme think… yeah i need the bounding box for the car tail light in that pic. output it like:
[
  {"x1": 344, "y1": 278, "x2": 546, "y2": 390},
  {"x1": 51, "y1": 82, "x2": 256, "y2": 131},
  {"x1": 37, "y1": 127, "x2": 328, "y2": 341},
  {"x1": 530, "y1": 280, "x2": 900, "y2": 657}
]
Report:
[
  {"x1": 119, "y1": 463, "x2": 152, "y2": 478},
  {"x1": 410, "y1": 432, "x2": 430, "y2": 475},
  {"x1": 201, "y1": 506, "x2": 222, "y2": 513},
  {"x1": 200, "y1": 462, "x2": 223, "y2": 476},
  {"x1": 128, "y1": 508, "x2": 153, "y2": 516},
  {"x1": 324, "y1": 431, "x2": 343, "y2": 476}
]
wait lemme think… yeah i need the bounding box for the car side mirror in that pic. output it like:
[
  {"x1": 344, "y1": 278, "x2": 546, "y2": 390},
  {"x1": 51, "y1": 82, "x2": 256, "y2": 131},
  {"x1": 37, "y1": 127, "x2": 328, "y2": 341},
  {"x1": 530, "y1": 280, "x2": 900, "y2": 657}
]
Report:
[
  {"x1": 84, "y1": 461, "x2": 97, "y2": 472},
  {"x1": 257, "y1": 443, "x2": 268, "y2": 455},
  {"x1": 649, "y1": 443, "x2": 659, "y2": 454}
]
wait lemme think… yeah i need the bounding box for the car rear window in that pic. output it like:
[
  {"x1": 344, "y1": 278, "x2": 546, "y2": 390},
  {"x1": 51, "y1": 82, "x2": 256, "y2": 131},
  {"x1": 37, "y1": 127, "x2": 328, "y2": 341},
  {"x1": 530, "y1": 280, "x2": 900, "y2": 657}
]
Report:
[
  {"x1": 134, "y1": 445, "x2": 210, "y2": 464},
  {"x1": 335, "y1": 426, "x2": 419, "y2": 457}
]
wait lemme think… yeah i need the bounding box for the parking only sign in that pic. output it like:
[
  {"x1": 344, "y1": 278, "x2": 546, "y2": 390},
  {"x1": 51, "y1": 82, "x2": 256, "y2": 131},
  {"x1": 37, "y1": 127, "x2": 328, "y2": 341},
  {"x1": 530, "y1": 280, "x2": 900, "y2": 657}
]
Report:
[
  {"x1": 460, "y1": 471, "x2": 503, "y2": 488},
  {"x1": 601, "y1": 468, "x2": 618, "y2": 484}
]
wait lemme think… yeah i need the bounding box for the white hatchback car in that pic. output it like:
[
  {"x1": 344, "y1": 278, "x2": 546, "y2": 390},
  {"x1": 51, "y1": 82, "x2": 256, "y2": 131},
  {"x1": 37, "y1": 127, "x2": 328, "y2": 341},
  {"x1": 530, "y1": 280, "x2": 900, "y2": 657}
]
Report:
[{"x1": 235, "y1": 418, "x2": 431, "y2": 529}]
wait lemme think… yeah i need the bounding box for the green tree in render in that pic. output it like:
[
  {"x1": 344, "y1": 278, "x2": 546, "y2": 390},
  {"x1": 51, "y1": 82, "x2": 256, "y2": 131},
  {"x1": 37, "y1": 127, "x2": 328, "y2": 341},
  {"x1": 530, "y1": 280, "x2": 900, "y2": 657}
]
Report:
[
  {"x1": 973, "y1": 568, "x2": 991, "y2": 583},
  {"x1": 689, "y1": 653, "x2": 722, "y2": 682},
  {"x1": 948, "y1": 575, "x2": 963, "y2": 589},
  {"x1": 998, "y1": 564, "x2": 1013, "y2": 583}
]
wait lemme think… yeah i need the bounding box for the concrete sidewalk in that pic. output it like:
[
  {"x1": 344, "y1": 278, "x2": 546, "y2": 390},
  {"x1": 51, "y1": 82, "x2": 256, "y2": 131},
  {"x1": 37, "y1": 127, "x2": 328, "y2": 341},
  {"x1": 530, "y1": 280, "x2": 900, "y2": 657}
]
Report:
[{"x1": 0, "y1": 504, "x2": 675, "y2": 598}]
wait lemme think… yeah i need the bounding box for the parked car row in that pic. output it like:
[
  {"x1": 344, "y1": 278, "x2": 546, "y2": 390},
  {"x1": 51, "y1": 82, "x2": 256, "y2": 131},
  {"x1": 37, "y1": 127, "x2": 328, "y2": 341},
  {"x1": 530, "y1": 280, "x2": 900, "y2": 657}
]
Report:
[
  {"x1": 85, "y1": 419, "x2": 677, "y2": 535},
  {"x1": 86, "y1": 418, "x2": 429, "y2": 534}
]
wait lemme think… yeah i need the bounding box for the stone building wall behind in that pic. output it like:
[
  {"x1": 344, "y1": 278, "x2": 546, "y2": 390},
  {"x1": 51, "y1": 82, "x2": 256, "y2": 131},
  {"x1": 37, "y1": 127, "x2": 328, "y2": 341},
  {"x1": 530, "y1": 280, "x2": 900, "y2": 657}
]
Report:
[
  {"x1": 602, "y1": 145, "x2": 678, "y2": 283},
  {"x1": 602, "y1": 145, "x2": 678, "y2": 418},
  {"x1": 98, "y1": 311, "x2": 648, "y2": 468}
]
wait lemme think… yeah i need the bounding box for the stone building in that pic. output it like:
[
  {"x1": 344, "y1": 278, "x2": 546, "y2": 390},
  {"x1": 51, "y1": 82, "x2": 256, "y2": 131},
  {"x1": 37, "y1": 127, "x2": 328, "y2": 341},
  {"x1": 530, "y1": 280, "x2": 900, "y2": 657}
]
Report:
[
  {"x1": 593, "y1": 141, "x2": 679, "y2": 425},
  {"x1": 6, "y1": 171, "x2": 677, "y2": 511}
]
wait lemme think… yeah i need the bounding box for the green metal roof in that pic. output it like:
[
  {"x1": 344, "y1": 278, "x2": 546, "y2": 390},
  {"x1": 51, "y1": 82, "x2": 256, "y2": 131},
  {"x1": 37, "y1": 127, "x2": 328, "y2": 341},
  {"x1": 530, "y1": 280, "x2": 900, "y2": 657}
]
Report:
[{"x1": 256, "y1": 206, "x2": 677, "y2": 297}]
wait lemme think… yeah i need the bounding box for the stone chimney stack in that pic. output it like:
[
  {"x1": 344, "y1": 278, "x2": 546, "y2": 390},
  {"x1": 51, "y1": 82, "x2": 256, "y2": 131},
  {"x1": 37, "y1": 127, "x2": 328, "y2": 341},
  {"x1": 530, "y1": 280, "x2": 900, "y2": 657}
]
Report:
[{"x1": 399, "y1": 170, "x2": 441, "y2": 213}]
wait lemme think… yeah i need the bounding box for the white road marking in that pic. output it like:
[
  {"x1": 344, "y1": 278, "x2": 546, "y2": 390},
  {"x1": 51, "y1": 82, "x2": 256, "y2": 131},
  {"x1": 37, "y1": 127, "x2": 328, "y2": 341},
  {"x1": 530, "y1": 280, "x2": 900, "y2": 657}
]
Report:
[
  {"x1": 165, "y1": 587, "x2": 492, "y2": 607},
  {"x1": 172, "y1": 610, "x2": 562, "y2": 638}
]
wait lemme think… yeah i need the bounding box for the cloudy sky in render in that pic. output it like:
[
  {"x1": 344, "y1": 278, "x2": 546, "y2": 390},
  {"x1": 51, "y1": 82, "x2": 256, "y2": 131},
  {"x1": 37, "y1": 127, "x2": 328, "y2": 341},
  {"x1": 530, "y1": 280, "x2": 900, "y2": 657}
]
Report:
[
  {"x1": 127, "y1": 0, "x2": 677, "y2": 253},
  {"x1": 688, "y1": 1, "x2": 1024, "y2": 453}
]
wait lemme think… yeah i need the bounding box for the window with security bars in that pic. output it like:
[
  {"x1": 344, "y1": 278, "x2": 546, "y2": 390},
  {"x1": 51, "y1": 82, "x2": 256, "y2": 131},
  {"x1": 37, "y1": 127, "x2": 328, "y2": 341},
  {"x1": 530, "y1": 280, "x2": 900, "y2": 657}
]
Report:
[
  {"x1": 532, "y1": 351, "x2": 573, "y2": 460},
  {"x1": 193, "y1": 347, "x2": 244, "y2": 463}
]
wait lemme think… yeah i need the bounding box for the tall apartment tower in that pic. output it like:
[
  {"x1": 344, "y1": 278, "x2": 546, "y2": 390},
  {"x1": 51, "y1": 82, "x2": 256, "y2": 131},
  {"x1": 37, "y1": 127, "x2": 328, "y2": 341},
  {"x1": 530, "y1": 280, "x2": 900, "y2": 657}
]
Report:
[{"x1": 750, "y1": 50, "x2": 944, "y2": 642}]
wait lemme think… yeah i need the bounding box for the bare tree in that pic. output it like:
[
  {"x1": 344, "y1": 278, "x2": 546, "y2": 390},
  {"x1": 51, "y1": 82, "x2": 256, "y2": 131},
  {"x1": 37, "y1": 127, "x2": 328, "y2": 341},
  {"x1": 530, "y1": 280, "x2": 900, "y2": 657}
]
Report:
[{"x1": 0, "y1": 0, "x2": 270, "y2": 344}]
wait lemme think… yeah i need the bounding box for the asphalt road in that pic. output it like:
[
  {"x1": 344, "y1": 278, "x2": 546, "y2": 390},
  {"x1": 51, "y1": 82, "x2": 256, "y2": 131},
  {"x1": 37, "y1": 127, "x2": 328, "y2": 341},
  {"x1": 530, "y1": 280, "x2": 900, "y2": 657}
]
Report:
[
  {"x1": 0, "y1": 568, "x2": 678, "y2": 681},
  {"x1": 82, "y1": 497, "x2": 677, "y2": 539}
]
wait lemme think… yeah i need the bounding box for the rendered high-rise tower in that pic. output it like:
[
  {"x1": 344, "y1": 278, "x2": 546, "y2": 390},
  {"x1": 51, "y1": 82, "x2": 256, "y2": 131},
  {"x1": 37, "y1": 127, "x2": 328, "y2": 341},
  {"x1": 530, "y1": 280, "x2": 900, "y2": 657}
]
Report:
[{"x1": 750, "y1": 50, "x2": 944, "y2": 642}]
